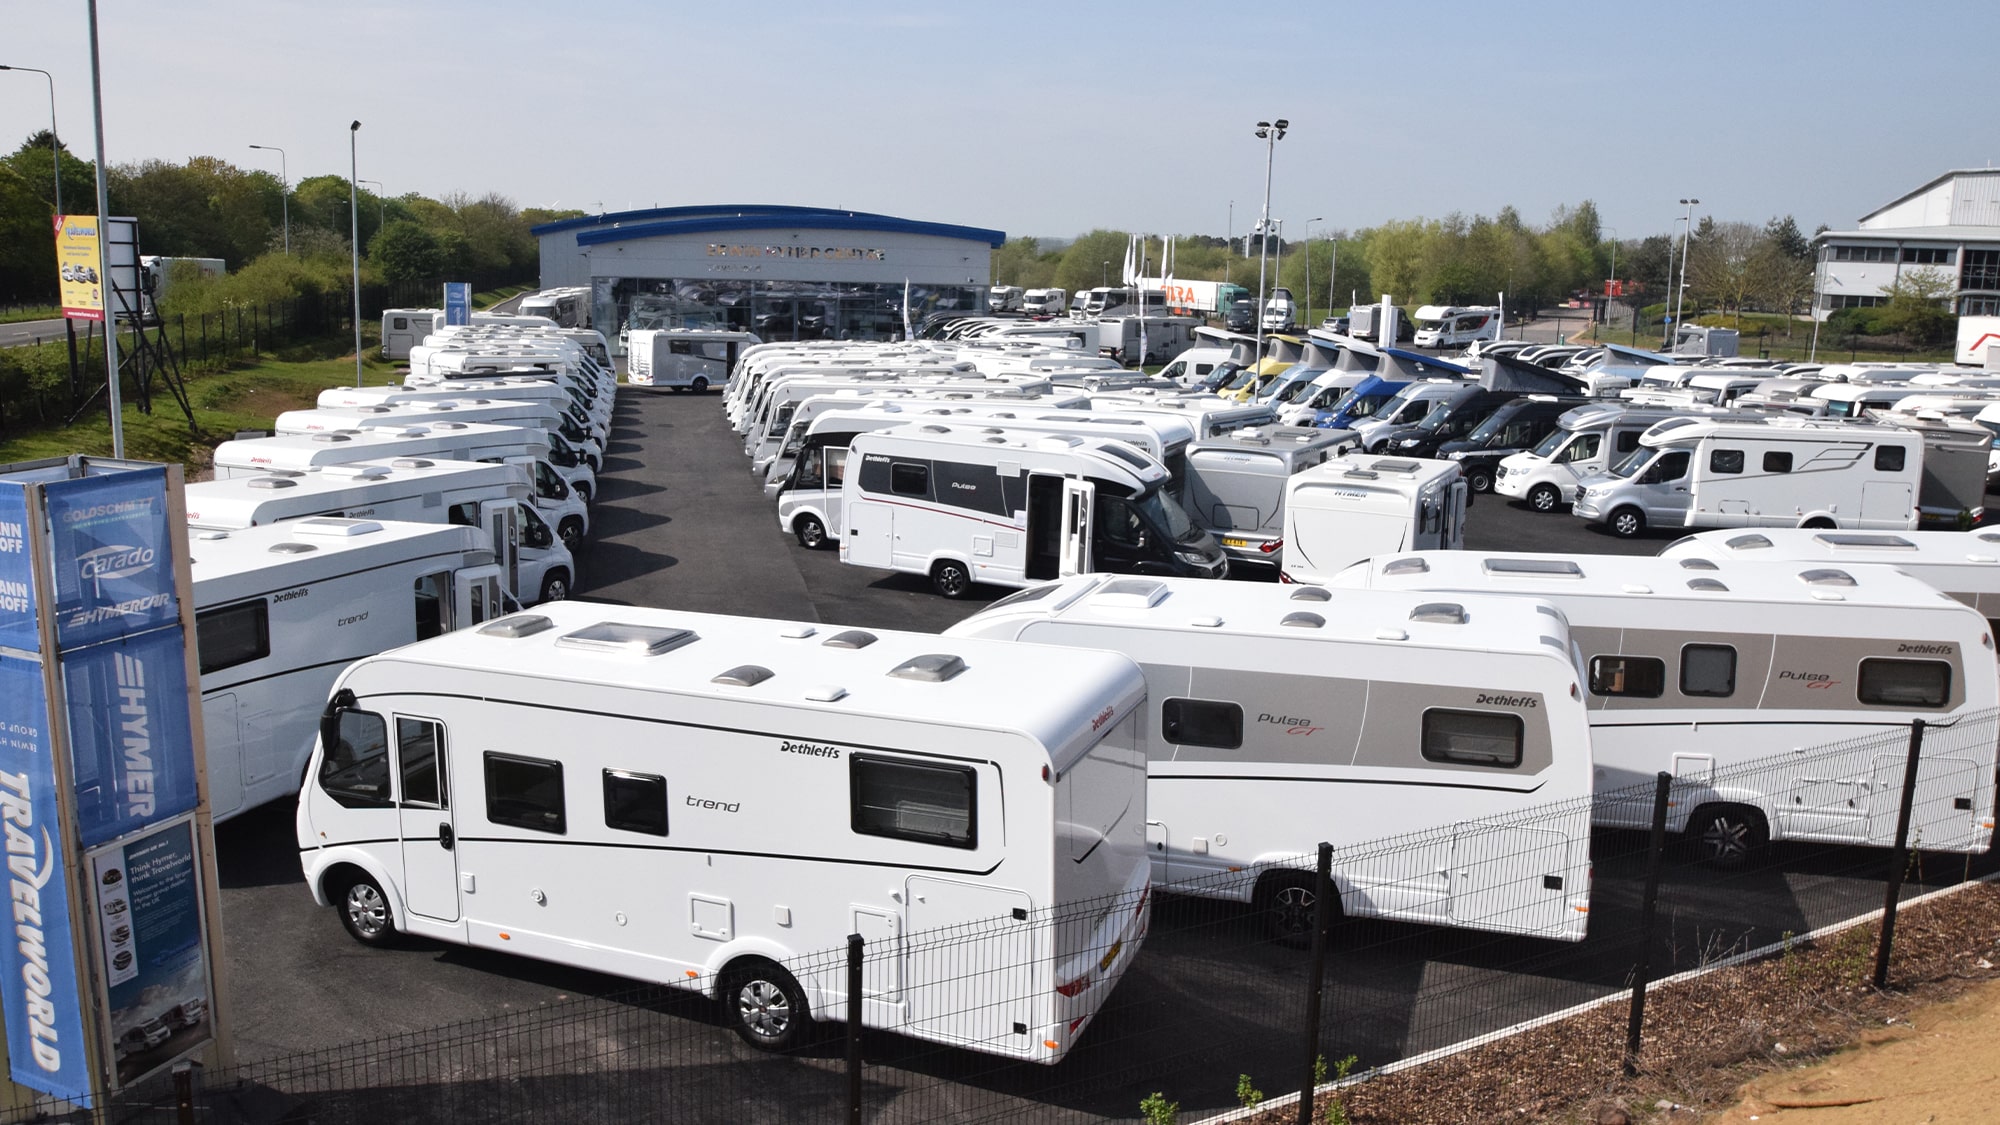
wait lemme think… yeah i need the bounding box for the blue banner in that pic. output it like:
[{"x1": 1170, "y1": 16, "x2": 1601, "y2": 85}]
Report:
[
  {"x1": 0, "y1": 485, "x2": 34, "y2": 652},
  {"x1": 89, "y1": 820, "x2": 210, "y2": 1087},
  {"x1": 0, "y1": 653, "x2": 95, "y2": 1105},
  {"x1": 43, "y1": 470, "x2": 179, "y2": 651},
  {"x1": 61, "y1": 628, "x2": 200, "y2": 848},
  {"x1": 444, "y1": 282, "x2": 471, "y2": 327}
]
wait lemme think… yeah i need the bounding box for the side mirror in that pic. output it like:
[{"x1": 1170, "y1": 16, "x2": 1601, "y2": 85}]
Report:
[{"x1": 319, "y1": 688, "x2": 356, "y2": 758}]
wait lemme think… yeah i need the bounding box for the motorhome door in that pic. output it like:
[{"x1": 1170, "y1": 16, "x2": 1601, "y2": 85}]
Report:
[
  {"x1": 1060, "y1": 479, "x2": 1094, "y2": 577},
  {"x1": 394, "y1": 715, "x2": 461, "y2": 924},
  {"x1": 480, "y1": 502, "x2": 520, "y2": 596},
  {"x1": 453, "y1": 565, "x2": 506, "y2": 627}
]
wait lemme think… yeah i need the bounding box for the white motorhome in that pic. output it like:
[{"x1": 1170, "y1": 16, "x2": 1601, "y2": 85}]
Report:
[
  {"x1": 946, "y1": 576, "x2": 1594, "y2": 942},
  {"x1": 1021, "y1": 288, "x2": 1067, "y2": 317},
  {"x1": 987, "y1": 286, "x2": 1026, "y2": 313},
  {"x1": 627, "y1": 328, "x2": 763, "y2": 393},
  {"x1": 1411, "y1": 306, "x2": 1501, "y2": 349},
  {"x1": 1156, "y1": 346, "x2": 1237, "y2": 389},
  {"x1": 1495, "y1": 403, "x2": 1721, "y2": 514},
  {"x1": 1089, "y1": 391, "x2": 1280, "y2": 439},
  {"x1": 1180, "y1": 425, "x2": 1355, "y2": 568},
  {"x1": 193, "y1": 519, "x2": 507, "y2": 822},
  {"x1": 1328, "y1": 551, "x2": 1999, "y2": 865},
  {"x1": 840, "y1": 424, "x2": 1227, "y2": 597},
  {"x1": 184, "y1": 459, "x2": 576, "y2": 604},
  {"x1": 758, "y1": 388, "x2": 1091, "y2": 486},
  {"x1": 298, "y1": 601, "x2": 1152, "y2": 1062},
  {"x1": 1098, "y1": 316, "x2": 1200, "y2": 367},
  {"x1": 1956, "y1": 314, "x2": 2000, "y2": 368},
  {"x1": 1277, "y1": 454, "x2": 1467, "y2": 583},
  {"x1": 380, "y1": 308, "x2": 436, "y2": 361},
  {"x1": 323, "y1": 377, "x2": 608, "y2": 443},
  {"x1": 743, "y1": 372, "x2": 1051, "y2": 468},
  {"x1": 1573, "y1": 416, "x2": 1923, "y2": 538},
  {"x1": 277, "y1": 399, "x2": 603, "y2": 472},
  {"x1": 516, "y1": 287, "x2": 590, "y2": 328}
]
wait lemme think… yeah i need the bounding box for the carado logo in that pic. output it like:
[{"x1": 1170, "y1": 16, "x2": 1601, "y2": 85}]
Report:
[{"x1": 77, "y1": 544, "x2": 155, "y2": 590}]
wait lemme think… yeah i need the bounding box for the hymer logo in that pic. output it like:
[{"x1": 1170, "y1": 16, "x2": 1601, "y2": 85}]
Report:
[{"x1": 1476, "y1": 693, "x2": 1538, "y2": 708}]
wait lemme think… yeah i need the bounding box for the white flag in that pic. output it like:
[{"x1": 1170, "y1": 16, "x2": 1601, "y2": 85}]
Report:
[{"x1": 902, "y1": 279, "x2": 913, "y2": 341}]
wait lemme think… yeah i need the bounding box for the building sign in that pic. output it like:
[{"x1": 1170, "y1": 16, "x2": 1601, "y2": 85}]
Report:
[
  {"x1": 443, "y1": 282, "x2": 471, "y2": 327},
  {"x1": 54, "y1": 216, "x2": 104, "y2": 323},
  {"x1": 706, "y1": 244, "x2": 887, "y2": 262},
  {"x1": 87, "y1": 818, "x2": 211, "y2": 1088}
]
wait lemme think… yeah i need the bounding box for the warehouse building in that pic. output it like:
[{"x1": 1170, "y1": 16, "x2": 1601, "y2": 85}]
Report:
[
  {"x1": 1815, "y1": 169, "x2": 2000, "y2": 318},
  {"x1": 531, "y1": 205, "x2": 1005, "y2": 344}
]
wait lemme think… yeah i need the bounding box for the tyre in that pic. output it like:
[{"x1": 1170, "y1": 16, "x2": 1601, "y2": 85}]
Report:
[
  {"x1": 1254, "y1": 870, "x2": 1330, "y2": 948},
  {"x1": 1691, "y1": 805, "x2": 1767, "y2": 870},
  {"x1": 1608, "y1": 507, "x2": 1645, "y2": 538},
  {"x1": 558, "y1": 517, "x2": 585, "y2": 553},
  {"x1": 722, "y1": 960, "x2": 811, "y2": 1051},
  {"x1": 539, "y1": 570, "x2": 572, "y2": 604},
  {"x1": 337, "y1": 872, "x2": 397, "y2": 947},
  {"x1": 1527, "y1": 483, "x2": 1562, "y2": 513},
  {"x1": 691, "y1": 376, "x2": 709, "y2": 394},
  {"x1": 573, "y1": 481, "x2": 592, "y2": 504},
  {"x1": 931, "y1": 559, "x2": 973, "y2": 599},
  {"x1": 793, "y1": 514, "x2": 829, "y2": 550},
  {"x1": 1467, "y1": 470, "x2": 1494, "y2": 494}
]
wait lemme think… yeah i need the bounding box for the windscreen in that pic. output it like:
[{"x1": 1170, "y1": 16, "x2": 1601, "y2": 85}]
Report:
[
  {"x1": 1132, "y1": 484, "x2": 1203, "y2": 544},
  {"x1": 1608, "y1": 447, "x2": 1654, "y2": 479},
  {"x1": 1531, "y1": 429, "x2": 1567, "y2": 458}
]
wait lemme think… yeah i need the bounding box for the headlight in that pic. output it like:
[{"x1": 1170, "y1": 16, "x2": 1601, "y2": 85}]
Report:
[
  {"x1": 1398, "y1": 438, "x2": 1419, "y2": 448},
  {"x1": 1446, "y1": 451, "x2": 1465, "y2": 461},
  {"x1": 1174, "y1": 549, "x2": 1211, "y2": 566}
]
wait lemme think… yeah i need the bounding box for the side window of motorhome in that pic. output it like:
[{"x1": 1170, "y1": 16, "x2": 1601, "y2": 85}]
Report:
[
  {"x1": 850, "y1": 754, "x2": 976, "y2": 849},
  {"x1": 892, "y1": 462, "x2": 930, "y2": 497},
  {"x1": 1856, "y1": 659, "x2": 1950, "y2": 708},
  {"x1": 391, "y1": 317, "x2": 408, "y2": 330},
  {"x1": 195, "y1": 600, "x2": 270, "y2": 674},
  {"x1": 1710, "y1": 450, "x2": 1745, "y2": 475},
  {"x1": 1615, "y1": 431, "x2": 1642, "y2": 454},
  {"x1": 1589, "y1": 655, "x2": 1666, "y2": 698},
  {"x1": 1420, "y1": 709, "x2": 1523, "y2": 767},
  {"x1": 932, "y1": 461, "x2": 1009, "y2": 516},
  {"x1": 1098, "y1": 497, "x2": 1145, "y2": 547},
  {"x1": 320, "y1": 709, "x2": 391, "y2": 808},
  {"x1": 414, "y1": 573, "x2": 449, "y2": 640},
  {"x1": 1764, "y1": 451, "x2": 1793, "y2": 473},
  {"x1": 1679, "y1": 645, "x2": 1737, "y2": 697},
  {"x1": 670, "y1": 340, "x2": 693, "y2": 355},
  {"x1": 1874, "y1": 445, "x2": 1908, "y2": 472},
  {"x1": 397, "y1": 718, "x2": 447, "y2": 808},
  {"x1": 485, "y1": 752, "x2": 567, "y2": 834},
  {"x1": 1563, "y1": 433, "x2": 1601, "y2": 463},
  {"x1": 603, "y1": 769, "x2": 668, "y2": 836},
  {"x1": 448, "y1": 502, "x2": 478, "y2": 527},
  {"x1": 1160, "y1": 699, "x2": 1243, "y2": 749}
]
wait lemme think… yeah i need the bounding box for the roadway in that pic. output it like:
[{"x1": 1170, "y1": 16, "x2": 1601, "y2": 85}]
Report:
[
  {"x1": 208, "y1": 386, "x2": 1995, "y2": 1123},
  {"x1": 0, "y1": 316, "x2": 72, "y2": 348}
]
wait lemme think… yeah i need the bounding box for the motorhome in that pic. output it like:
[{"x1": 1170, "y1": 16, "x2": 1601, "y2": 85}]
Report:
[
  {"x1": 1808, "y1": 383, "x2": 1932, "y2": 420},
  {"x1": 1070, "y1": 288, "x2": 1166, "y2": 320},
  {"x1": 1090, "y1": 392, "x2": 1280, "y2": 439},
  {"x1": 1021, "y1": 288, "x2": 1067, "y2": 317},
  {"x1": 1659, "y1": 528, "x2": 2000, "y2": 633},
  {"x1": 277, "y1": 400, "x2": 604, "y2": 472},
  {"x1": 193, "y1": 519, "x2": 507, "y2": 822},
  {"x1": 1378, "y1": 386, "x2": 1530, "y2": 459},
  {"x1": 946, "y1": 576, "x2": 1594, "y2": 942},
  {"x1": 517, "y1": 287, "x2": 590, "y2": 328},
  {"x1": 1432, "y1": 394, "x2": 1590, "y2": 494},
  {"x1": 1411, "y1": 306, "x2": 1501, "y2": 349},
  {"x1": 1099, "y1": 316, "x2": 1200, "y2": 367},
  {"x1": 758, "y1": 388, "x2": 1091, "y2": 485},
  {"x1": 380, "y1": 308, "x2": 436, "y2": 361},
  {"x1": 1573, "y1": 416, "x2": 1923, "y2": 538},
  {"x1": 839, "y1": 424, "x2": 1227, "y2": 597},
  {"x1": 1157, "y1": 346, "x2": 1239, "y2": 389},
  {"x1": 1956, "y1": 314, "x2": 2000, "y2": 368},
  {"x1": 298, "y1": 601, "x2": 1152, "y2": 1062},
  {"x1": 1327, "y1": 551, "x2": 1999, "y2": 864},
  {"x1": 1495, "y1": 403, "x2": 1713, "y2": 513},
  {"x1": 321, "y1": 379, "x2": 608, "y2": 443},
  {"x1": 987, "y1": 286, "x2": 1026, "y2": 313},
  {"x1": 1180, "y1": 426, "x2": 1354, "y2": 568},
  {"x1": 1277, "y1": 454, "x2": 1467, "y2": 583},
  {"x1": 184, "y1": 459, "x2": 576, "y2": 604},
  {"x1": 626, "y1": 328, "x2": 763, "y2": 393},
  {"x1": 1667, "y1": 324, "x2": 1741, "y2": 358},
  {"x1": 1260, "y1": 288, "x2": 1297, "y2": 332},
  {"x1": 743, "y1": 372, "x2": 1053, "y2": 470}
]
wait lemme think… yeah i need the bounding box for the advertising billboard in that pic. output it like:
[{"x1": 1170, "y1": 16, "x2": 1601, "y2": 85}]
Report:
[
  {"x1": 86, "y1": 818, "x2": 212, "y2": 1088},
  {"x1": 54, "y1": 215, "x2": 104, "y2": 323}
]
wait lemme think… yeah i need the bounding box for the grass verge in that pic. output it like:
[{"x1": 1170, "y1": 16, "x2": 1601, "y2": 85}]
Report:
[
  {"x1": 0, "y1": 306, "x2": 61, "y2": 325},
  {"x1": 474, "y1": 283, "x2": 535, "y2": 310}
]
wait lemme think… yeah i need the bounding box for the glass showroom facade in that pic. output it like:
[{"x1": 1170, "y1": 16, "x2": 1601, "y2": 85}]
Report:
[{"x1": 594, "y1": 277, "x2": 986, "y2": 343}]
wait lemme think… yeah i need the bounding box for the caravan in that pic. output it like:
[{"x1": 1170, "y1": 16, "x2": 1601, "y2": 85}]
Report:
[
  {"x1": 1278, "y1": 454, "x2": 1468, "y2": 583},
  {"x1": 947, "y1": 577, "x2": 1594, "y2": 942},
  {"x1": 298, "y1": 601, "x2": 1152, "y2": 1062},
  {"x1": 627, "y1": 329, "x2": 763, "y2": 393}
]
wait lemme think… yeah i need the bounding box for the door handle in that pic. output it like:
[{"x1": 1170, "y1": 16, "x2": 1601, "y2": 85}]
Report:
[{"x1": 439, "y1": 823, "x2": 454, "y2": 851}]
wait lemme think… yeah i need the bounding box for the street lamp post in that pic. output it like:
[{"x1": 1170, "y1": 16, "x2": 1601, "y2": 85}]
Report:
[
  {"x1": 1252, "y1": 118, "x2": 1288, "y2": 362},
  {"x1": 358, "y1": 179, "x2": 386, "y2": 228},
  {"x1": 1101, "y1": 261, "x2": 1108, "y2": 288},
  {"x1": 349, "y1": 121, "x2": 363, "y2": 387},
  {"x1": 248, "y1": 143, "x2": 288, "y2": 255},
  {"x1": 0, "y1": 65, "x2": 61, "y2": 215},
  {"x1": 1304, "y1": 216, "x2": 1323, "y2": 324},
  {"x1": 1674, "y1": 197, "x2": 1699, "y2": 346}
]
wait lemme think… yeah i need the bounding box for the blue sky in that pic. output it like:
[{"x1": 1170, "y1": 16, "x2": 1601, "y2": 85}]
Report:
[{"x1": 3, "y1": 1, "x2": 1991, "y2": 244}]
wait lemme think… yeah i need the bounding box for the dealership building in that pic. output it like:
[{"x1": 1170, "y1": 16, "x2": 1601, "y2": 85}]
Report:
[
  {"x1": 1815, "y1": 169, "x2": 2000, "y2": 318},
  {"x1": 531, "y1": 205, "x2": 1005, "y2": 343}
]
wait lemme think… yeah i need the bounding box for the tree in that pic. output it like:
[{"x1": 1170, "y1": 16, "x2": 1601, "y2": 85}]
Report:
[
  {"x1": 1748, "y1": 215, "x2": 1816, "y2": 331},
  {"x1": 1052, "y1": 229, "x2": 1134, "y2": 294},
  {"x1": 1879, "y1": 267, "x2": 1955, "y2": 347},
  {"x1": 1683, "y1": 218, "x2": 1762, "y2": 321},
  {"x1": 368, "y1": 219, "x2": 446, "y2": 282}
]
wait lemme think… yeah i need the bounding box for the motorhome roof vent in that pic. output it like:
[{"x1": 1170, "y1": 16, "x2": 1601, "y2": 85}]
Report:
[
  {"x1": 1799, "y1": 568, "x2": 1858, "y2": 587},
  {"x1": 325, "y1": 464, "x2": 393, "y2": 481},
  {"x1": 1409, "y1": 602, "x2": 1468, "y2": 625},
  {"x1": 1341, "y1": 469, "x2": 1378, "y2": 480},
  {"x1": 803, "y1": 684, "x2": 849, "y2": 703},
  {"x1": 712, "y1": 664, "x2": 774, "y2": 688},
  {"x1": 1725, "y1": 533, "x2": 1773, "y2": 550},
  {"x1": 1372, "y1": 459, "x2": 1423, "y2": 474},
  {"x1": 821, "y1": 629, "x2": 878, "y2": 650},
  {"x1": 556, "y1": 622, "x2": 699, "y2": 656},
  {"x1": 1686, "y1": 577, "x2": 1729, "y2": 592},
  {"x1": 267, "y1": 541, "x2": 316, "y2": 555},
  {"x1": 246, "y1": 476, "x2": 298, "y2": 489},
  {"x1": 194, "y1": 530, "x2": 229, "y2": 541},
  {"x1": 984, "y1": 436, "x2": 1007, "y2": 444},
  {"x1": 434, "y1": 422, "x2": 468, "y2": 430},
  {"x1": 1230, "y1": 429, "x2": 1270, "y2": 445},
  {"x1": 1091, "y1": 578, "x2": 1170, "y2": 609},
  {"x1": 1280, "y1": 611, "x2": 1326, "y2": 629},
  {"x1": 1382, "y1": 557, "x2": 1430, "y2": 576},
  {"x1": 1485, "y1": 558, "x2": 1584, "y2": 578},
  {"x1": 353, "y1": 405, "x2": 391, "y2": 414},
  {"x1": 1288, "y1": 586, "x2": 1332, "y2": 602},
  {"x1": 1814, "y1": 533, "x2": 1915, "y2": 550},
  {"x1": 919, "y1": 425, "x2": 952, "y2": 434},
  {"x1": 1375, "y1": 627, "x2": 1409, "y2": 641},
  {"x1": 293, "y1": 518, "x2": 382, "y2": 538},
  {"x1": 309, "y1": 433, "x2": 353, "y2": 443},
  {"x1": 1036, "y1": 436, "x2": 1086, "y2": 451},
  {"x1": 888, "y1": 654, "x2": 968, "y2": 683},
  {"x1": 390, "y1": 458, "x2": 436, "y2": 469},
  {"x1": 478, "y1": 614, "x2": 554, "y2": 638},
  {"x1": 1677, "y1": 557, "x2": 1720, "y2": 570}
]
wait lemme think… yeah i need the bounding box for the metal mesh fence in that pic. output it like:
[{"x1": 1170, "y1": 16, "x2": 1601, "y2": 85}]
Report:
[{"x1": 34, "y1": 708, "x2": 1999, "y2": 1124}]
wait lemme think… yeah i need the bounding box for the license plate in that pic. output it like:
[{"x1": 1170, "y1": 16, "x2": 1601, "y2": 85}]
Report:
[
  {"x1": 1221, "y1": 537, "x2": 1250, "y2": 549},
  {"x1": 1099, "y1": 938, "x2": 1123, "y2": 972}
]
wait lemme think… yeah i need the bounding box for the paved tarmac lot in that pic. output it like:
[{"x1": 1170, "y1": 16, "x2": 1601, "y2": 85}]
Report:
[{"x1": 212, "y1": 385, "x2": 1995, "y2": 1122}]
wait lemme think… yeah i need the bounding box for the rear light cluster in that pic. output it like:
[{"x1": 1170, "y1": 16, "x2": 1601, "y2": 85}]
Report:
[
  {"x1": 1054, "y1": 885, "x2": 1151, "y2": 999},
  {"x1": 1258, "y1": 539, "x2": 1282, "y2": 555}
]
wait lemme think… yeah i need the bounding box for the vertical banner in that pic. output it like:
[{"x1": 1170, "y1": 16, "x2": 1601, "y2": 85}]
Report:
[
  {"x1": 54, "y1": 216, "x2": 105, "y2": 323},
  {"x1": 61, "y1": 628, "x2": 200, "y2": 848},
  {"x1": 86, "y1": 819, "x2": 211, "y2": 1088},
  {"x1": 0, "y1": 486, "x2": 35, "y2": 652},
  {"x1": 443, "y1": 281, "x2": 471, "y2": 326},
  {"x1": 0, "y1": 654, "x2": 95, "y2": 1105},
  {"x1": 42, "y1": 469, "x2": 179, "y2": 651}
]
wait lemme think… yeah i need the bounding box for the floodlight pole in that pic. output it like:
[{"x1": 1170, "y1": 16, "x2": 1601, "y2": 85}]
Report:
[
  {"x1": 86, "y1": 0, "x2": 123, "y2": 456},
  {"x1": 1674, "y1": 197, "x2": 1699, "y2": 344},
  {"x1": 248, "y1": 144, "x2": 288, "y2": 255},
  {"x1": 349, "y1": 121, "x2": 363, "y2": 387},
  {"x1": 1253, "y1": 117, "x2": 1288, "y2": 361}
]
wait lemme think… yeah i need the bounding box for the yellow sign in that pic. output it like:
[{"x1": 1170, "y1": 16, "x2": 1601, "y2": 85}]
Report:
[{"x1": 55, "y1": 215, "x2": 104, "y2": 322}]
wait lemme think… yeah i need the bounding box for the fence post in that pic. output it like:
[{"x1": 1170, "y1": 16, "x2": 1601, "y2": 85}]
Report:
[
  {"x1": 1624, "y1": 771, "x2": 1673, "y2": 1076},
  {"x1": 172, "y1": 1059, "x2": 198, "y2": 1125},
  {"x1": 1873, "y1": 719, "x2": 1927, "y2": 989},
  {"x1": 1295, "y1": 842, "x2": 1334, "y2": 1125},
  {"x1": 846, "y1": 933, "x2": 864, "y2": 1125}
]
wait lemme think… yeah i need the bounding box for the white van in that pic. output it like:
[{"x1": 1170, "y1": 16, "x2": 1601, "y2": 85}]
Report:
[
  {"x1": 299, "y1": 601, "x2": 1152, "y2": 1062},
  {"x1": 1260, "y1": 288, "x2": 1296, "y2": 332},
  {"x1": 948, "y1": 576, "x2": 1595, "y2": 941},
  {"x1": 1156, "y1": 346, "x2": 1236, "y2": 389},
  {"x1": 1495, "y1": 403, "x2": 1718, "y2": 514},
  {"x1": 1180, "y1": 425, "x2": 1354, "y2": 568},
  {"x1": 184, "y1": 459, "x2": 577, "y2": 604},
  {"x1": 194, "y1": 519, "x2": 507, "y2": 822},
  {"x1": 1329, "y1": 551, "x2": 1999, "y2": 865},
  {"x1": 1352, "y1": 379, "x2": 1472, "y2": 452},
  {"x1": 987, "y1": 286, "x2": 1026, "y2": 313},
  {"x1": 627, "y1": 328, "x2": 762, "y2": 393},
  {"x1": 840, "y1": 424, "x2": 1227, "y2": 597},
  {"x1": 1411, "y1": 306, "x2": 1501, "y2": 349},
  {"x1": 1277, "y1": 454, "x2": 1467, "y2": 583},
  {"x1": 1022, "y1": 288, "x2": 1067, "y2": 317}
]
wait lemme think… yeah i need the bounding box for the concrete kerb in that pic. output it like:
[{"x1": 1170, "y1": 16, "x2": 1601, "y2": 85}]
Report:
[{"x1": 1188, "y1": 871, "x2": 2000, "y2": 1125}]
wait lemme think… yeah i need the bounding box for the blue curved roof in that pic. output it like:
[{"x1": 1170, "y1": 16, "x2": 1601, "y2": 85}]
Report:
[{"x1": 536, "y1": 205, "x2": 1005, "y2": 249}]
